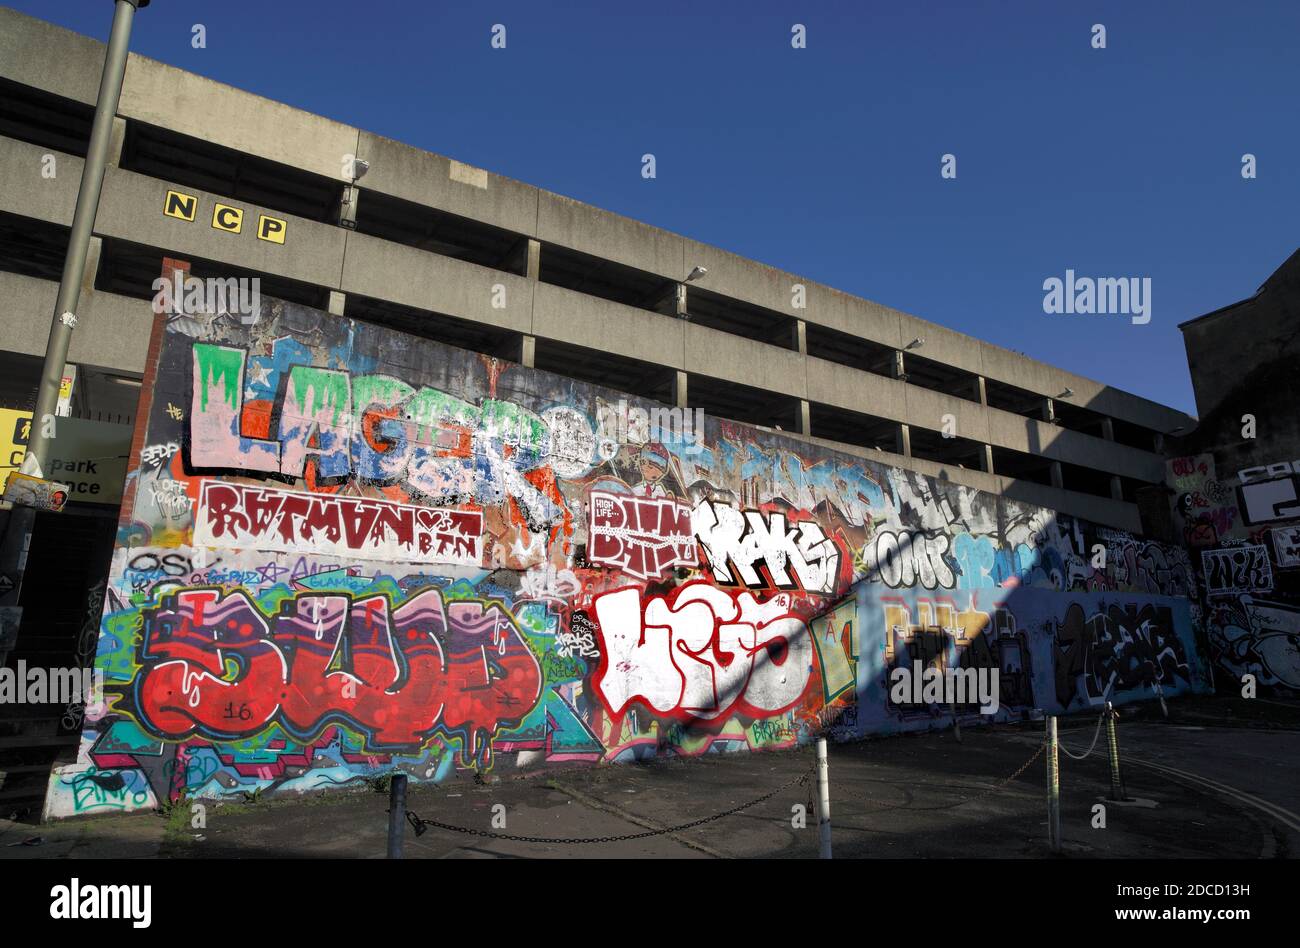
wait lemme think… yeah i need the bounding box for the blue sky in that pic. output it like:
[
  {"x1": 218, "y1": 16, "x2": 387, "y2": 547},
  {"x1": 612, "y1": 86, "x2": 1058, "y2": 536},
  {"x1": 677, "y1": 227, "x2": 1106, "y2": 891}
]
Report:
[{"x1": 17, "y1": 0, "x2": 1299, "y2": 415}]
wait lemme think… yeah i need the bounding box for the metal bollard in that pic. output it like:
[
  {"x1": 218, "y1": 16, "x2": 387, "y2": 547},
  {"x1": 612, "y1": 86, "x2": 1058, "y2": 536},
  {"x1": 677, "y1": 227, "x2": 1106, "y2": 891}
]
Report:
[
  {"x1": 1046, "y1": 716, "x2": 1061, "y2": 853},
  {"x1": 815, "y1": 737, "x2": 832, "y2": 859},
  {"x1": 1105, "y1": 702, "x2": 1127, "y2": 801},
  {"x1": 949, "y1": 702, "x2": 963, "y2": 743},
  {"x1": 387, "y1": 773, "x2": 408, "y2": 859}
]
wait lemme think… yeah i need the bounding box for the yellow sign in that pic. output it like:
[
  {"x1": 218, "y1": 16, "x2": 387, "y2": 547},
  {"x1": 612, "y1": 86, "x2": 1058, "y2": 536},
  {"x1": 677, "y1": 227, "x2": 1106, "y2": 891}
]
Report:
[
  {"x1": 0, "y1": 411, "x2": 129, "y2": 505},
  {"x1": 257, "y1": 214, "x2": 287, "y2": 244},
  {"x1": 164, "y1": 189, "x2": 198, "y2": 222},
  {"x1": 1, "y1": 409, "x2": 30, "y2": 472},
  {"x1": 161, "y1": 189, "x2": 286, "y2": 244},
  {"x1": 211, "y1": 203, "x2": 244, "y2": 234}
]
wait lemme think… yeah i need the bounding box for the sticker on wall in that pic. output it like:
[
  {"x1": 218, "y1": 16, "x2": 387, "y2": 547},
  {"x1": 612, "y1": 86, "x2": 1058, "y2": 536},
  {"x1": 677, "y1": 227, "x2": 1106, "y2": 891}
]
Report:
[{"x1": 3, "y1": 471, "x2": 70, "y2": 512}]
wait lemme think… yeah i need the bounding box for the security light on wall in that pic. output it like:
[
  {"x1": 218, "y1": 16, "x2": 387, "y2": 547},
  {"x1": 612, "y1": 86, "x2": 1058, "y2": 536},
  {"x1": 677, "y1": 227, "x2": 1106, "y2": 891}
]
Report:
[
  {"x1": 338, "y1": 160, "x2": 370, "y2": 231},
  {"x1": 904, "y1": 337, "x2": 924, "y2": 350},
  {"x1": 685, "y1": 266, "x2": 708, "y2": 282},
  {"x1": 1054, "y1": 388, "x2": 1074, "y2": 399}
]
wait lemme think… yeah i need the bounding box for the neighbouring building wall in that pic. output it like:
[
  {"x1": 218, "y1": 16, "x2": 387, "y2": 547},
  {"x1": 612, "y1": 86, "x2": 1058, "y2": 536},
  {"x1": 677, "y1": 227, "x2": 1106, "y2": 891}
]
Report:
[
  {"x1": 1162, "y1": 249, "x2": 1300, "y2": 697},
  {"x1": 46, "y1": 297, "x2": 1209, "y2": 819}
]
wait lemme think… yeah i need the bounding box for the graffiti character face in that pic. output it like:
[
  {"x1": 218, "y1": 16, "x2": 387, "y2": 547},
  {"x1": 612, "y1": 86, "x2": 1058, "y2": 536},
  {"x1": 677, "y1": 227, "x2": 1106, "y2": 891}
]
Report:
[{"x1": 638, "y1": 443, "x2": 669, "y2": 485}]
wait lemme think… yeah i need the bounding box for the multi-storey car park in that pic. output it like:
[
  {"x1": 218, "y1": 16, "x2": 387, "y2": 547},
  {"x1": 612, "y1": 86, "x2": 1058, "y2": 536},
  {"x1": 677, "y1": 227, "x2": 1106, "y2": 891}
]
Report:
[{"x1": 0, "y1": 7, "x2": 1192, "y2": 539}]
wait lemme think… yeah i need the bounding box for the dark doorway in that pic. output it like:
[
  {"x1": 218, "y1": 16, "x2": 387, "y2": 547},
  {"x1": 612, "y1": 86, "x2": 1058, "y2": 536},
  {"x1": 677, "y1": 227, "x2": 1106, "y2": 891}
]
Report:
[{"x1": 0, "y1": 506, "x2": 117, "y2": 820}]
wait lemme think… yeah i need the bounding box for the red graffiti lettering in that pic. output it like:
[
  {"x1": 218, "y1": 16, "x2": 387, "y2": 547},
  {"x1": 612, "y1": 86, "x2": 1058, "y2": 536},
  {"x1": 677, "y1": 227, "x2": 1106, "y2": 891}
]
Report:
[{"x1": 134, "y1": 587, "x2": 541, "y2": 766}]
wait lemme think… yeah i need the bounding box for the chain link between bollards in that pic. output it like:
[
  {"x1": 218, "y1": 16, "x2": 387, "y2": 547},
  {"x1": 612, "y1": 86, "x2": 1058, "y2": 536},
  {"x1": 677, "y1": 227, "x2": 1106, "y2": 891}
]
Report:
[{"x1": 402, "y1": 765, "x2": 815, "y2": 845}]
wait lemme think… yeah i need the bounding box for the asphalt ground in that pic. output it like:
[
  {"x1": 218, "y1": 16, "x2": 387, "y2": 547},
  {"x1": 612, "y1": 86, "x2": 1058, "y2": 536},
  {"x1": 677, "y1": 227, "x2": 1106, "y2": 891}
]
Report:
[{"x1": 2, "y1": 696, "x2": 1296, "y2": 860}]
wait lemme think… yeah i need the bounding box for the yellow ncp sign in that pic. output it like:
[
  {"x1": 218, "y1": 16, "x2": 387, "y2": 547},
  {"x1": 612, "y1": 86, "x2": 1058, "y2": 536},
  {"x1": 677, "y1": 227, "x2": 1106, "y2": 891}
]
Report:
[
  {"x1": 162, "y1": 189, "x2": 288, "y2": 244},
  {"x1": 257, "y1": 214, "x2": 286, "y2": 244},
  {"x1": 163, "y1": 190, "x2": 197, "y2": 222},
  {"x1": 211, "y1": 203, "x2": 244, "y2": 233}
]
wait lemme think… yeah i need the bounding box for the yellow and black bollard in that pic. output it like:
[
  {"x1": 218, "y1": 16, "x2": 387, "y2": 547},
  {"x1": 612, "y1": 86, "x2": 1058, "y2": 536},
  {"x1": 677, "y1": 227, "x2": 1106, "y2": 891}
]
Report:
[
  {"x1": 1046, "y1": 715, "x2": 1061, "y2": 853},
  {"x1": 1105, "y1": 702, "x2": 1127, "y2": 801}
]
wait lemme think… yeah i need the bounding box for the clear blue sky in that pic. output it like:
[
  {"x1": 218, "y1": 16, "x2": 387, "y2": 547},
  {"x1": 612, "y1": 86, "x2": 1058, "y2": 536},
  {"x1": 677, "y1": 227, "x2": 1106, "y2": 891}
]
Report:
[{"x1": 17, "y1": 0, "x2": 1299, "y2": 415}]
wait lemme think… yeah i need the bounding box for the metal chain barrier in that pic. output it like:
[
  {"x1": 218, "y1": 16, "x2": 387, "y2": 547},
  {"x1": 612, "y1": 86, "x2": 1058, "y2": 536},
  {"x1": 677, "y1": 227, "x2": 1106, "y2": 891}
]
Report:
[
  {"x1": 841, "y1": 739, "x2": 1047, "y2": 812},
  {"x1": 1057, "y1": 705, "x2": 1109, "y2": 761},
  {"x1": 403, "y1": 765, "x2": 816, "y2": 845}
]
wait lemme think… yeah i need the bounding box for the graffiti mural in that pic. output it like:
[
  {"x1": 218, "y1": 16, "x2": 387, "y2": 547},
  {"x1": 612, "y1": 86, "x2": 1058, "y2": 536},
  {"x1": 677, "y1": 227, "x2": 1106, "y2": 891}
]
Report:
[
  {"x1": 45, "y1": 295, "x2": 1210, "y2": 819},
  {"x1": 131, "y1": 585, "x2": 539, "y2": 763},
  {"x1": 1165, "y1": 454, "x2": 1300, "y2": 695}
]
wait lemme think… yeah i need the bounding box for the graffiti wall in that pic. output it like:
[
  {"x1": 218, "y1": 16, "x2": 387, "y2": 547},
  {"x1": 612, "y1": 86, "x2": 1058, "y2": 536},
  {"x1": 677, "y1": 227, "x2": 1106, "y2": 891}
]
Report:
[
  {"x1": 1168, "y1": 453, "x2": 1300, "y2": 695},
  {"x1": 45, "y1": 297, "x2": 1209, "y2": 818}
]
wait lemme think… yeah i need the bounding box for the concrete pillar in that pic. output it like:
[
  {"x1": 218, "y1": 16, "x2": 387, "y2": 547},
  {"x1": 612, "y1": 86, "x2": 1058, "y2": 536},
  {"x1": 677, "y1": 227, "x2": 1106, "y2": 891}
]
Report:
[
  {"x1": 1153, "y1": 432, "x2": 1165, "y2": 454},
  {"x1": 526, "y1": 238, "x2": 540, "y2": 280},
  {"x1": 896, "y1": 423, "x2": 911, "y2": 458},
  {"x1": 797, "y1": 398, "x2": 811, "y2": 436},
  {"x1": 980, "y1": 443, "x2": 995, "y2": 474},
  {"x1": 1110, "y1": 474, "x2": 1124, "y2": 502},
  {"x1": 793, "y1": 319, "x2": 807, "y2": 355},
  {"x1": 892, "y1": 351, "x2": 906, "y2": 380},
  {"x1": 673, "y1": 370, "x2": 688, "y2": 409},
  {"x1": 518, "y1": 334, "x2": 536, "y2": 368},
  {"x1": 107, "y1": 115, "x2": 127, "y2": 166},
  {"x1": 80, "y1": 236, "x2": 103, "y2": 295},
  {"x1": 327, "y1": 290, "x2": 346, "y2": 316},
  {"x1": 974, "y1": 375, "x2": 988, "y2": 406},
  {"x1": 1101, "y1": 417, "x2": 1115, "y2": 441},
  {"x1": 1042, "y1": 397, "x2": 1056, "y2": 425},
  {"x1": 1050, "y1": 461, "x2": 1064, "y2": 490}
]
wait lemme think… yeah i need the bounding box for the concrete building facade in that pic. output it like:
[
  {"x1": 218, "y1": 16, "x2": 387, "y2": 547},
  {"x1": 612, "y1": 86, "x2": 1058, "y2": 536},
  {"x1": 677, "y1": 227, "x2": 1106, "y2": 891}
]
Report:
[{"x1": 0, "y1": 7, "x2": 1191, "y2": 535}]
